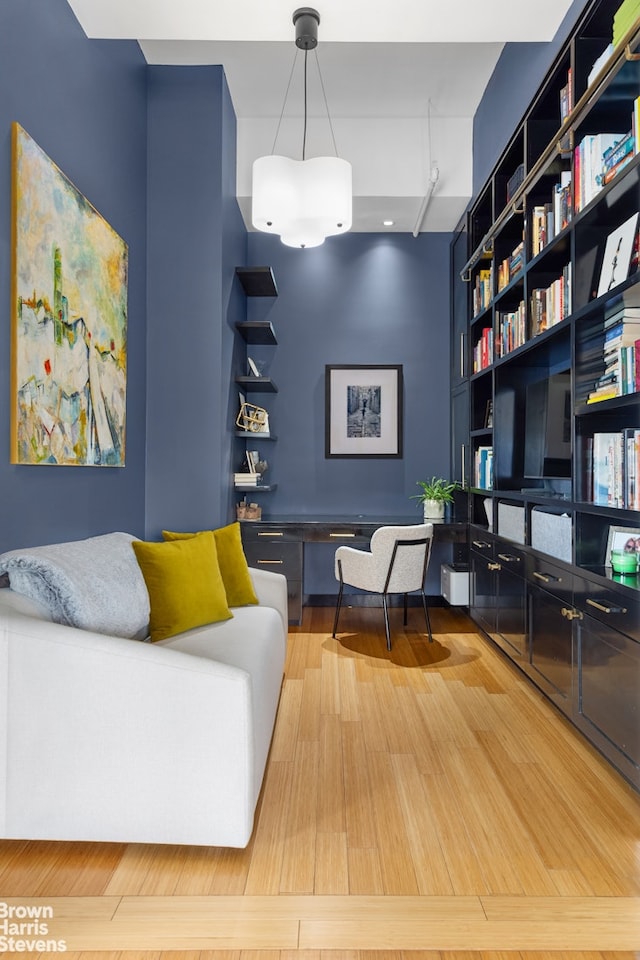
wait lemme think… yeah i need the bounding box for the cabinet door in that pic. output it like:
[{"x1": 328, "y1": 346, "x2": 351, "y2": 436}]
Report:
[
  {"x1": 577, "y1": 611, "x2": 639, "y2": 786},
  {"x1": 451, "y1": 384, "x2": 470, "y2": 490},
  {"x1": 496, "y1": 553, "x2": 527, "y2": 659},
  {"x1": 450, "y1": 223, "x2": 469, "y2": 387},
  {"x1": 470, "y1": 539, "x2": 497, "y2": 635},
  {"x1": 528, "y1": 584, "x2": 574, "y2": 709}
]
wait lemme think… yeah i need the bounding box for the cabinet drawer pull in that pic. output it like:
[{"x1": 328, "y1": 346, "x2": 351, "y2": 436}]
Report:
[
  {"x1": 586, "y1": 598, "x2": 627, "y2": 615},
  {"x1": 473, "y1": 540, "x2": 491, "y2": 548},
  {"x1": 488, "y1": 562, "x2": 501, "y2": 571},
  {"x1": 330, "y1": 532, "x2": 356, "y2": 538},
  {"x1": 257, "y1": 559, "x2": 284, "y2": 565},
  {"x1": 533, "y1": 570, "x2": 561, "y2": 583},
  {"x1": 498, "y1": 553, "x2": 520, "y2": 563},
  {"x1": 561, "y1": 606, "x2": 582, "y2": 621},
  {"x1": 258, "y1": 531, "x2": 283, "y2": 537}
]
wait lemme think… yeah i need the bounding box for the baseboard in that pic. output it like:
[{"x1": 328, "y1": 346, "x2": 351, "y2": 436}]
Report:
[{"x1": 305, "y1": 594, "x2": 447, "y2": 608}]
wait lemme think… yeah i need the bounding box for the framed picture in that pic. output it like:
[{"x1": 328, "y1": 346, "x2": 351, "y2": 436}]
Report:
[
  {"x1": 484, "y1": 399, "x2": 493, "y2": 428},
  {"x1": 325, "y1": 364, "x2": 403, "y2": 458},
  {"x1": 605, "y1": 525, "x2": 640, "y2": 565},
  {"x1": 596, "y1": 212, "x2": 639, "y2": 297},
  {"x1": 11, "y1": 123, "x2": 128, "y2": 466}
]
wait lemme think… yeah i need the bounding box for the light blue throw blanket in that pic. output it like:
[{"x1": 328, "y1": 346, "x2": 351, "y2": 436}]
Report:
[{"x1": 0, "y1": 532, "x2": 150, "y2": 640}]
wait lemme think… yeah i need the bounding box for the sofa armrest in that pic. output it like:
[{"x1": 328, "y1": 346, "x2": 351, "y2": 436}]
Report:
[{"x1": 248, "y1": 566, "x2": 288, "y2": 630}]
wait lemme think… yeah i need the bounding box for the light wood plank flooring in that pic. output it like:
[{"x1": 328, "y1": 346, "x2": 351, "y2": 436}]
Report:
[{"x1": 0, "y1": 604, "x2": 638, "y2": 959}]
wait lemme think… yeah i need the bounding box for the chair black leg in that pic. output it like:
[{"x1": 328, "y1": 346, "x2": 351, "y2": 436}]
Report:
[
  {"x1": 382, "y1": 593, "x2": 392, "y2": 651},
  {"x1": 403, "y1": 592, "x2": 408, "y2": 626},
  {"x1": 421, "y1": 589, "x2": 433, "y2": 642},
  {"x1": 332, "y1": 576, "x2": 344, "y2": 638}
]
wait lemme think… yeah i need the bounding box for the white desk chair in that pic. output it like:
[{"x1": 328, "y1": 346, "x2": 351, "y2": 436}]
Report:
[{"x1": 332, "y1": 523, "x2": 434, "y2": 651}]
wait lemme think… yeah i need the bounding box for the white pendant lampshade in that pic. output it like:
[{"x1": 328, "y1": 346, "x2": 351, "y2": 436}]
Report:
[
  {"x1": 251, "y1": 8, "x2": 352, "y2": 249},
  {"x1": 252, "y1": 154, "x2": 352, "y2": 249}
]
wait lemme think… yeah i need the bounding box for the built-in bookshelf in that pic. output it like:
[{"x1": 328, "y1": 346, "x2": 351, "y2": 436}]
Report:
[{"x1": 452, "y1": 0, "x2": 640, "y2": 790}]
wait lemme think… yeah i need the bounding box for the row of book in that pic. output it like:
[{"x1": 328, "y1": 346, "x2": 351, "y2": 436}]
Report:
[
  {"x1": 530, "y1": 263, "x2": 572, "y2": 336},
  {"x1": 530, "y1": 173, "x2": 572, "y2": 258},
  {"x1": 474, "y1": 445, "x2": 494, "y2": 491},
  {"x1": 496, "y1": 240, "x2": 524, "y2": 292},
  {"x1": 613, "y1": 0, "x2": 640, "y2": 46},
  {"x1": 496, "y1": 301, "x2": 526, "y2": 358},
  {"x1": 588, "y1": 429, "x2": 640, "y2": 510},
  {"x1": 473, "y1": 267, "x2": 493, "y2": 317},
  {"x1": 574, "y1": 132, "x2": 626, "y2": 212},
  {"x1": 473, "y1": 326, "x2": 494, "y2": 373},
  {"x1": 587, "y1": 303, "x2": 640, "y2": 402}
]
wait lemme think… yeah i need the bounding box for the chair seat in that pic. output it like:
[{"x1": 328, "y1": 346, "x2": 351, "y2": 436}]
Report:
[{"x1": 332, "y1": 523, "x2": 434, "y2": 650}]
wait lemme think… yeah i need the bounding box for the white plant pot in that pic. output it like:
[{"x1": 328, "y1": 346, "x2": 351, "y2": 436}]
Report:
[{"x1": 423, "y1": 499, "x2": 445, "y2": 520}]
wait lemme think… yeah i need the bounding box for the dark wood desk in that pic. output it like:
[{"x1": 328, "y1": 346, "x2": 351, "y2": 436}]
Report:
[{"x1": 240, "y1": 515, "x2": 467, "y2": 623}]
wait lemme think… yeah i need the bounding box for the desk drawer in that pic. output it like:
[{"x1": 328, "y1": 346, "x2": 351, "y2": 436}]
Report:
[
  {"x1": 241, "y1": 523, "x2": 302, "y2": 544},
  {"x1": 244, "y1": 540, "x2": 302, "y2": 580}
]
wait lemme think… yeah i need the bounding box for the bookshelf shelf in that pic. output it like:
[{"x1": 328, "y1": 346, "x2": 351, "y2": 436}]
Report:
[{"x1": 452, "y1": 0, "x2": 640, "y2": 791}]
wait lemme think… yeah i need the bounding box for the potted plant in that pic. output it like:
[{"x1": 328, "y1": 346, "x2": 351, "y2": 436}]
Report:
[{"x1": 411, "y1": 476, "x2": 459, "y2": 520}]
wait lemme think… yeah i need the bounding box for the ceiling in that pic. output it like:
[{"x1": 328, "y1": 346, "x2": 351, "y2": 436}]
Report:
[{"x1": 66, "y1": 0, "x2": 574, "y2": 234}]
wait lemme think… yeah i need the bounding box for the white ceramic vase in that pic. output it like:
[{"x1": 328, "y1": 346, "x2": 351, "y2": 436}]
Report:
[{"x1": 423, "y1": 499, "x2": 445, "y2": 521}]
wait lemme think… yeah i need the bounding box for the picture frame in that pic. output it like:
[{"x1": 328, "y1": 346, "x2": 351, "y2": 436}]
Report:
[
  {"x1": 11, "y1": 123, "x2": 128, "y2": 466},
  {"x1": 325, "y1": 364, "x2": 403, "y2": 458},
  {"x1": 605, "y1": 525, "x2": 640, "y2": 565},
  {"x1": 596, "y1": 211, "x2": 639, "y2": 297},
  {"x1": 484, "y1": 399, "x2": 493, "y2": 428}
]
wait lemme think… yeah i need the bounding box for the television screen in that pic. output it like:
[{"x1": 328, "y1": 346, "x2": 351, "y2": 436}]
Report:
[{"x1": 524, "y1": 372, "x2": 572, "y2": 479}]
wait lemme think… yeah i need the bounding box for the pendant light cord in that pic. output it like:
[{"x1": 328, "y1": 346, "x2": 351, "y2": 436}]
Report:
[
  {"x1": 270, "y1": 49, "x2": 299, "y2": 156},
  {"x1": 271, "y1": 43, "x2": 340, "y2": 161}
]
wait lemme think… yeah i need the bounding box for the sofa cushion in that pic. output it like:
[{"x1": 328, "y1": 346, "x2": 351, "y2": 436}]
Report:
[
  {"x1": 0, "y1": 532, "x2": 149, "y2": 639},
  {"x1": 163, "y1": 521, "x2": 259, "y2": 607},
  {"x1": 132, "y1": 531, "x2": 232, "y2": 642},
  {"x1": 162, "y1": 521, "x2": 259, "y2": 607}
]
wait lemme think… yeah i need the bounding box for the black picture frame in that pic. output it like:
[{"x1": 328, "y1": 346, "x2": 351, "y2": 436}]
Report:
[{"x1": 325, "y1": 364, "x2": 403, "y2": 459}]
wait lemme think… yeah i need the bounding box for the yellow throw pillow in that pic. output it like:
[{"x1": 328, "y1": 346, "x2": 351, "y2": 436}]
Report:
[
  {"x1": 163, "y1": 521, "x2": 259, "y2": 607},
  {"x1": 132, "y1": 531, "x2": 232, "y2": 642}
]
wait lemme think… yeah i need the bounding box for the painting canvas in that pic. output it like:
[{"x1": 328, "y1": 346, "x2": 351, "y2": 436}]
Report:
[
  {"x1": 11, "y1": 123, "x2": 128, "y2": 466},
  {"x1": 325, "y1": 365, "x2": 403, "y2": 458}
]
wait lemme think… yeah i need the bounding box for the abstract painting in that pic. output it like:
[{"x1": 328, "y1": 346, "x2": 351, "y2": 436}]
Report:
[
  {"x1": 325, "y1": 365, "x2": 403, "y2": 458},
  {"x1": 11, "y1": 123, "x2": 128, "y2": 466}
]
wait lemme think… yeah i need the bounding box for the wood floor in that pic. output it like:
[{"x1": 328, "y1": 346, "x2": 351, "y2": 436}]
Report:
[{"x1": 1, "y1": 603, "x2": 638, "y2": 959}]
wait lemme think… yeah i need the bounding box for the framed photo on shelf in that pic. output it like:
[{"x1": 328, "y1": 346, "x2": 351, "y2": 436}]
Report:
[
  {"x1": 484, "y1": 399, "x2": 493, "y2": 429},
  {"x1": 605, "y1": 525, "x2": 640, "y2": 565},
  {"x1": 325, "y1": 364, "x2": 403, "y2": 458},
  {"x1": 596, "y1": 212, "x2": 639, "y2": 297}
]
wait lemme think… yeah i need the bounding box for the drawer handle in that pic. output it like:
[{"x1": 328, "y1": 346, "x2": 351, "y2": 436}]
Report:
[
  {"x1": 257, "y1": 559, "x2": 284, "y2": 565},
  {"x1": 498, "y1": 553, "x2": 520, "y2": 563},
  {"x1": 586, "y1": 598, "x2": 627, "y2": 615},
  {"x1": 258, "y1": 531, "x2": 283, "y2": 537},
  {"x1": 561, "y1": 606, "x2": 582, "y2": 621},
  {"x1": 488, "y1": 562, "x2": 501, "y2": 571},
  {"x1": 473, "y1": 540, "x2": 491, "y2": 548},
  {"x1": 533, "y1": 571, "x2": 561, "y2": 583},
  {"x1": 330, "y1": 532, "x2": 356, "y2": 538}
]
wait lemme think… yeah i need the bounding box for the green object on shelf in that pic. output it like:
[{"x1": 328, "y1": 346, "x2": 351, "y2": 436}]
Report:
[{"x1": 610, "y1": 549, "x2": 639, "y2": 573}]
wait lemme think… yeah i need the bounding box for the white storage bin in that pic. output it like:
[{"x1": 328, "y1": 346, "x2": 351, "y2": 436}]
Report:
[
  {"x1": 441, "y1": 563, "x2": 470, "y2": 606},
  {"x1": 531, "y1": 508, "x2": 572, "y2": 563},
  {"x1": 498, "y1": 502, "x2": 525, "y2": 544}
]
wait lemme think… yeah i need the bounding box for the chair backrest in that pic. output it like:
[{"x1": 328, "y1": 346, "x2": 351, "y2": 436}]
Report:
[{"x1": 369, "y1": 523, "x2": 434, "y2": 594}]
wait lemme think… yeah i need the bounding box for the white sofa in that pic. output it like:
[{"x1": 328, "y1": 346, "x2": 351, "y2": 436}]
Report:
[{"x1": 0, "y1": 533, "x2": 288, "y2": 848}]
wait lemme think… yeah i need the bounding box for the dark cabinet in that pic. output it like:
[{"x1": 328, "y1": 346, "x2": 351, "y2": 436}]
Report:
[{"x1": 240, "y1": 523, "x2": 303, "y2": 624}]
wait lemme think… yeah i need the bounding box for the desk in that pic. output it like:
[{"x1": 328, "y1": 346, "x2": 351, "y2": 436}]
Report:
[{"x1": 240, "y1": 515, "x2": 467, "y2": 623}]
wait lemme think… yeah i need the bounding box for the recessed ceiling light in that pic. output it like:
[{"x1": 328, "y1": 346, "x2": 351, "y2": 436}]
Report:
[{"x1": 383, "y1": 220, "x2": 394, "y2": 227}]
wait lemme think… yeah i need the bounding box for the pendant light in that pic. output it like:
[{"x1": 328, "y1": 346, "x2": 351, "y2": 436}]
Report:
[{"x1": 251, "y1": 7, "x2": 352, "y2": 249}]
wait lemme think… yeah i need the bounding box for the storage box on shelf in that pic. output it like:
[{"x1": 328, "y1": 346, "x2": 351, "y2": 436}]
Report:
[{"x1": 457, "y1": 0, "x2": 640, "y2": 790}]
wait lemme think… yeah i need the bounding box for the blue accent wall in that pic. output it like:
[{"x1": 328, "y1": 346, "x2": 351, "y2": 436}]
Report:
[
  {"x1": 0, "y1": 0, "x2": 147, "y2": 550},
  {"x1": 144, "y1": 66, "x2": 247, "y2": 538},
  {"x1": 473, "y1": 0, "x2": 589, "y2": 191},
  {"x1": 244, "y1": 231, "x2": 454, "y2": 593}
]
